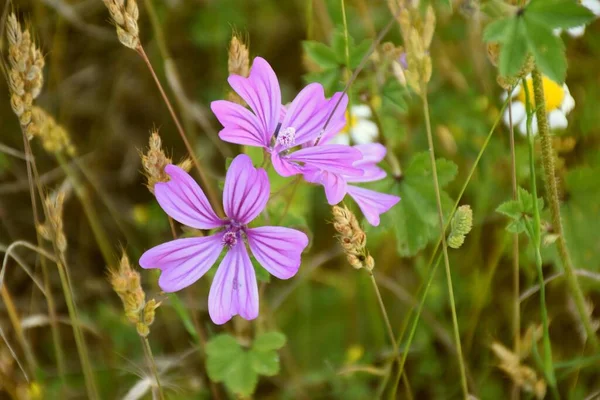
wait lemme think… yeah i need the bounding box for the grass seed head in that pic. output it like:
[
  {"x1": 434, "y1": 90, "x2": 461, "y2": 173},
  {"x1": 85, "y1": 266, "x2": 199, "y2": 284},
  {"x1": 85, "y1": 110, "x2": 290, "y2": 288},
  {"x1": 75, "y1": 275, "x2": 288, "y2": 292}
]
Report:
[
  {"x1": 103, "y1": 0, "x2": 140, "y2": 49},
  {"x1": 448, "y1": 205, "x2": 473, "y2": 249},
  {"x1": 227, "y1": 33, "x2": 250, "y2": 105},
  {"x1": 37, "y1": 189, "x2": 69, "y2": 253},
  {"x1": 141, "y1": 130, "x2": 173, "y2": 193},
  {"x1": 332, "y1": 205, "x2": 374, "y2": 271}
]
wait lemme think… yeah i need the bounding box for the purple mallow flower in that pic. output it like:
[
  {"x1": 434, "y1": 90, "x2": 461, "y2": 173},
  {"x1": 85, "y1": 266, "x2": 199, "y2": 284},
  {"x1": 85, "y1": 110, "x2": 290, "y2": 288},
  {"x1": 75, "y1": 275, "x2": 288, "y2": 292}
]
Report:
[
  {"x1": 211, "y1": 57, "x2": 363, "y2": 178},
  {"x1": 303, "y1": 141, "x2": 400, "y2": 226},
  {"x1": 139, "y1": 154, "x2": 309, "y2": 325}
]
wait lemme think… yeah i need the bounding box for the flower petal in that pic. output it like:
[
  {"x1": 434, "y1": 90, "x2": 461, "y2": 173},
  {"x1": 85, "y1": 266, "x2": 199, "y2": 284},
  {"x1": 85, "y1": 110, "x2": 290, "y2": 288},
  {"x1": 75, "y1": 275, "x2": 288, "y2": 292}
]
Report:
[
  {"x1": 278, "y1": 83, "x2": 330, "y2": 148},
  {"x1": 303, "y1": 168, "x2": 347, "y2": 204},
  {"x1": 155, "y1": 165, "x2": 222, "y2": 230},
  {"x1": 139, "y1": 235, "x2": 223, "y2": 293},
  {"x1": 228, "y1": 57, "x2": 281, "y2": 144},
  {"x1": 247, "y1": 226, "x2": 309, "y2": 279},
  {"x1": 208, "y1": 243, "x2": 258, "y2": 324},
  {"x1": 548, "y1": 110, "x2": 568, "y2": 130},
  {"x1": 503, "y1": 102, "x2": 526, "y2": 128},
  {"x1": 347, "y1": 185, "x2": 400, "y2": 226},
  {"x1": 350, "y1": 120, "x2": 379, "y2": 144},
  {"x1": 223, "y1": 154, "x2": 269, "y2": 224},
  {"x1": 211, "y1": 100, "x2": 268, "y2": 147},
  {"x1": 271, "y1": 152, "x2": 303, "y2": 177},
  {"x1": 287, "y1": 144, "x2": 363, "y2": 176},
  {"x1": 317, "y1": 92, "x2": 349, "y2": 145},
  {"x1": 354, "y1": 143, "x2": 387, "y2": 165}
]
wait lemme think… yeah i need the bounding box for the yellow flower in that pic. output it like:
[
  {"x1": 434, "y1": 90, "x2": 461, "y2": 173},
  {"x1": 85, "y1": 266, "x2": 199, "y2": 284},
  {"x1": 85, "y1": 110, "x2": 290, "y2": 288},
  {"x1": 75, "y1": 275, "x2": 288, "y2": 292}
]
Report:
[{"x1": 502, "y1": 75, "x2": 575, "y2": 135}]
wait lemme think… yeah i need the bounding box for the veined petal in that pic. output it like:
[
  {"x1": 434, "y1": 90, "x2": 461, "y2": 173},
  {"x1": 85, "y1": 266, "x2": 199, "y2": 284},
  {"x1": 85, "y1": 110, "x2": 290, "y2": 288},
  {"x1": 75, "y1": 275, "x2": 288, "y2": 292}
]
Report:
[
  {"x1": 247, "y1": 226, "x2": 309, "y2": 280},
  {"x1": 279, "y1": 83, "x2": 329, "y2": 148},
  {"x1": 303, "y1": 168, "x2": 347, "y2": 205},
  {"x1": 155, "y1": 165, "x2": 222, "y2": 230},
  {"x1": 271, "y1": 152, "x2": 303, "y2": 177},
  {"x1": 139, "y1": 235, "x2": 223, "y2": 293},
  {"x1": 345, "y1": 165, "x2": 386, "y2": 183},
  {"x1": 211, "y1": 100, "x2": 269, "y2": 147},
  {"x1": 223, "y1": 154, "x2": 269, "y2": 224},
  {"x1": 318, "y1": 92, "x2": 349, "y2": 145},
  {"x1": 208, "y1": 243, "x2": 258, "y2": 325},
  {"x1": 228, "y1": 57, "x2": 281, "y2": 144},
  {"x1": 347, "y1": 185, "x2": 400, "y2": 226},
  {"x1": 354, "y1": 143, "x2": 387, "y2": 166},
  {"x1": 287, "y1": 145, "x2": 363, "y2": 176}
]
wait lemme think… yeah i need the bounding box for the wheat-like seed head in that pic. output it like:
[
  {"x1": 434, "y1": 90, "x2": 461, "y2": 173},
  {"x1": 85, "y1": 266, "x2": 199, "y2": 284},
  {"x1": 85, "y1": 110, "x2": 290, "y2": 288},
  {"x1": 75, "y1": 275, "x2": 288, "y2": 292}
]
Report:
[
  {"x1": 103, "y1": 0, "x2": 140, "y2": 50},
  {"x1": 331, "y1": 205, "x2": 374, "y2": 271},
  {"x1": 227, "y1": 34, "x2": 250, "y2": 105},
  {"x1": 37, "y1": 189, "x2": 69, "y2": 254},
  {"x1": 6, "y1": 13, "x2": 45, "y2": 133},
  {"x1": 28, "y1": 107, "x2": 76, "y2": 155}
]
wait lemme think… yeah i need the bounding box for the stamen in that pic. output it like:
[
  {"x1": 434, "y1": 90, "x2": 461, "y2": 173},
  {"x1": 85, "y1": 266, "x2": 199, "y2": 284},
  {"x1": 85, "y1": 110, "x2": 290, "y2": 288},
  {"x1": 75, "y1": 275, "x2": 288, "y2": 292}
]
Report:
[
  {"x1": 222, "y1": 231, "x2": 238, "y2": 248},
  {"x1": 277, "y1": 127, "x2": 296, "y2": 147}
]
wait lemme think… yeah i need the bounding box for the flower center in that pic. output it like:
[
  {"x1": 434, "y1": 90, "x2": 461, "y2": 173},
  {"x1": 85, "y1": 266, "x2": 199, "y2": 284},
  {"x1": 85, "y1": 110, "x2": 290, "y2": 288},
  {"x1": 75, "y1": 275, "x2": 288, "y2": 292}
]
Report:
[
  {"x1": 222, "y1": 231, "x2": 238, "y2": 247},
  {"x1": 517, "y1": 76, "x2": 565, "y2": 112},
  {"x1": 277, "y1": 127, "x2": 296, "y2": 147}
]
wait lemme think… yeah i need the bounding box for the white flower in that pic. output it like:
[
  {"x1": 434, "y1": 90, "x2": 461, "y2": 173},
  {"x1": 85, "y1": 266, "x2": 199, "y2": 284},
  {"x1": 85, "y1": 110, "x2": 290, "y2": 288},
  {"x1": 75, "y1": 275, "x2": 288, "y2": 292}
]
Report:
[
  {"x1": 332, "y1": 104, "x2": 379, "y2": 145},
  {"x1": 554, "y1": 0, "x2": 600, "y2": 38},
  {"x1": 502, "y1": 75, "x2": 575, "y2": 135}
]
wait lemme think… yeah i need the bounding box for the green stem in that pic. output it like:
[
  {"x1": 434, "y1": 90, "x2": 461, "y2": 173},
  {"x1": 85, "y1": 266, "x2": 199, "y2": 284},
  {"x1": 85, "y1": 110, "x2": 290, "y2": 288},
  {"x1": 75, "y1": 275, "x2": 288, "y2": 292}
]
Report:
[
  {"x1": 530, "y1": 67, "x2": 599, "y2": 350},
  {"x1": 55, "y1": 152, "x2": 114, "y2": 265},
  {"x1": 390, "y1": 253, "x2": 442, "y2": 400},
  {"x1": 368, "y1": 272, "x2": 397, "y2": 351},
  {"x1": 522, "y1": 78, "x2": 557, "y2": 391},
  {"x1": 141, "y1": 336, "x2": 165, "y2": 400},
  {"x1": 420, "y1": 89, "x2": 469, "y2": 397}
]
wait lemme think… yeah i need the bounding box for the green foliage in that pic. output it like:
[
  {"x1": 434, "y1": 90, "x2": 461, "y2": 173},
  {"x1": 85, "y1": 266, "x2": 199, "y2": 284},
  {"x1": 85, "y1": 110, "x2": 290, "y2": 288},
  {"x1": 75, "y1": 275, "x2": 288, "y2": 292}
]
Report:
[
  {"x1": 483, "y1": 0, "x2": 594, "y2": 83},
  {"x1": 368, "y1": 152, "x2": 457, "y2": 257},
  {"x1": 206, "y1": 332, "x2": 286, "y2": 396},
  {"x1": 496, "y1": 187, "x2": 544, "y2": 236},
  {"x1": 302, "y1": 27, "x2": 372, "y2": 93}
]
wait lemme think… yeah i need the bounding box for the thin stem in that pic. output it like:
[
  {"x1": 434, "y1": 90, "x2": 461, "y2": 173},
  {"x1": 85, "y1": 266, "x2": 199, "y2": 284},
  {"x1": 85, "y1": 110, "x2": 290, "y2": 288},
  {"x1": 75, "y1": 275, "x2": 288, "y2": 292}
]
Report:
[
  {"x1": 141, "y1": 336, "x2": 165, "y2": 400},
  {"x1": 368, "y1": 271, "x2": 397, "y2": 351},
  {"x1": 277, "y1": 176, "x2": 301, "y2": 225},
  {"x1": 21, "y1": 135, "x2": 67, "y2": 385},
  {"x1": 390, "y1": 253, "x2": 442, "y2": 399},
  {"x1": 421, "y1": 89, "x2": 468, "y2": 397},
  {"x1": 55, "y1": 152, "x2": 113, "y2": 265},
  {"x1": 508, "y1": 95, "x2": 520, "y2": 400},
  {"x1": 523, "y1": 78, "x2": 557, "y2": 391},
  {"x1": 530, "y1": 67, "x2": 599, "y2": 350},
  {"x1": 136, "y1": 45, "x2": 222, "y2": 215}
]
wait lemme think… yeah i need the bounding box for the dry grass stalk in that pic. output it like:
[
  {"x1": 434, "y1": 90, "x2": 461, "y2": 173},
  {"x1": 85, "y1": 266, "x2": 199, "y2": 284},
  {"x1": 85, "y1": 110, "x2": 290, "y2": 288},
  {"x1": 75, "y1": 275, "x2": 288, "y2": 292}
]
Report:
[
  {"x1": 227, "y1": 34, "x2": 250, "y2": 105},
  {"x1": 28, "y1": 107, "x2": 76, "y2": 156},
  {"x1": 141, "y1": 130, "x2": 192, "y2": 193},
  {"x1": 109, "y1": 252, "x2": 160, "y2": 337},
  {"x1": 6, "y1": 13, "x2": 45, "y2": 137},
  {"x1": 331, "y1": 205, "x2": 374, "y2": 271},
  {"x1": 103, "y1": 0, "x2": 140, "y2": 49},
  {"x1": 37, "y1": 189, "x2": 69, "y2": 254}
]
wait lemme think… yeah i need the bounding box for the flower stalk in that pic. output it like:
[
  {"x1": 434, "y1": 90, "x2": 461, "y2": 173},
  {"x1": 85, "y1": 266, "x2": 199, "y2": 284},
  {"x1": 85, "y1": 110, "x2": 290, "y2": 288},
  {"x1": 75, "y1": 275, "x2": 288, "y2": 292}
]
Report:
[{"x1": 530, "y1": 67, "x2": 599, "y2": 350}]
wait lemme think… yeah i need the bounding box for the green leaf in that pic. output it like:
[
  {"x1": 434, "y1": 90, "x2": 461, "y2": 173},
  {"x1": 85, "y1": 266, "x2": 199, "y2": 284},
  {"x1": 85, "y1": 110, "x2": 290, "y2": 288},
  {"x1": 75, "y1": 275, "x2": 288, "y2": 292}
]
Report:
[
  {"x1": 483, "y1": 17, "x2": 512, "y2": 42},
  {"x1": 302, "y1": 41, "x2": 340, "y2": 69},
  {"x1": 499, "y1": 17, "x2": 529, "y2": 78},
  {"x1": 495, "y1": 187, "x2": 544, "y2": 236},
  {"x1": 304, "y1": 69, "x2": 342, "y2": 95},
  {"x1": 250, "y1": 350, "x2": 280, "y2": 376},
  {"x1": 253, "y1": 332, "x2": 287, "y2": 352},
  {"x1": 349, "y1": 39, "x2": 373, "y2": 69},
  {"x1": 496, "y1": 200, "x2": 522, "y2": 220},
  {"x1": 206, "y1": 334, "x2": 258, "y2": 396},
  {"x1": 381, "y1": 79, "x2": 408, "y2": 113},
  {"x1": 523, "y1": 15, "x2": 566, "y2": 83},
  {"x1": 331, "y1": 29, "x2": 351, "y2": 64},
  {"x1": 526, "y1": 0, "x2": 595, "y2": 29},
  {"x1": 369, "y1": 152, "x2": 457, "y2": 257}
]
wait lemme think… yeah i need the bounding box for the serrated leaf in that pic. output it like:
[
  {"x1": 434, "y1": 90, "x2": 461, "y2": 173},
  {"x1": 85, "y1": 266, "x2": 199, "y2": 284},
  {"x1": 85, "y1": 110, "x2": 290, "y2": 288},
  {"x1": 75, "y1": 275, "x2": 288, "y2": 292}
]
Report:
[
  {"x1": 526, "y1": 0, "x2": 595, "y2": 29},
  {"x1": 496, "y1": 200, "x2": 522, "y2": 219},
  {"x1": 496, "y1": 187, "x2": 543, "y2": 236},
  {"x1": 371, "y1": 152, "x2": 457, "y2": 257},
  {"x1": 523, "y1": 15, "x2": 566, "y2": 83},
  {"x1": 304, "y1": 69, "x2": 342, "y2": 94},
  {"x1": 250, "y1": 350, "x2": 280, "y2": 376},
  {"x1": 302, "y1": 41, "x2": 340, "y2": 69},
  {"x1": 499, "y1": 17, "x2": 529, "y2": 78},
  {"x1": 381, "y1": 79, "x2": 408, "y2": 113},
  {"x1": 349, "y1": 39, "x2": 373, "y2": 69},
  {"x1": 253, "y1": 332, "x2": 287, "y2": 352},
  {"x1": 483, "y1": 17, "x2": 512, "y2": 42},
  {"x1": 331, "y1": 29, "x2": 351, "y2": 64}
]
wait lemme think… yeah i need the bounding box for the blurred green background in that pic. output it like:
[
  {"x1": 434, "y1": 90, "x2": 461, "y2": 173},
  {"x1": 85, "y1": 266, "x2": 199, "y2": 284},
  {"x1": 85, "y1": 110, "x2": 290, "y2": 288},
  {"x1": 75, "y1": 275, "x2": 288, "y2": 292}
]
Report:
[{"x1": 1, "y1": 0, "x2": 600, "y2": 398}]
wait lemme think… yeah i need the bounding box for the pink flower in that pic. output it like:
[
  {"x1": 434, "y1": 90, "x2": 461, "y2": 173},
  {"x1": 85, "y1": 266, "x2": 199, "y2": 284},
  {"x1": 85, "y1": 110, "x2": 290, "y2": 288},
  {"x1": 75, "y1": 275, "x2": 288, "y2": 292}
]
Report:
[
  {"x1": 304, "y1": 140, "x2": 400, "y2": 226},
  {"x1": 139, "y1": 155, "x2": 309, "y2": 325},
  {"x1": 211, "y1": 57, "x2": 363, "y2": 178}
]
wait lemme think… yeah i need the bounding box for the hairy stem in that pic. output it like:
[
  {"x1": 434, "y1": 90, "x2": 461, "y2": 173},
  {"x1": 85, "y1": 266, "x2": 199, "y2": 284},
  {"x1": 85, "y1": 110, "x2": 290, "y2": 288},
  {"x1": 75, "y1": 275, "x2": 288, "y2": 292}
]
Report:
[
  {"x1": 141, "y1": 336, "x2": 165, "y2": 400},
  {"x1": 530, "y1": 67, "x2": 599, "y2": 350},
  {"x1": 523, "y1": 79, "x2": 557, "y2": 390},
  {"x1": 136, "y1": 45, "x2": 222, "y2": 215},
  {"x1": 421, "y1": 89, "x2": 468, "y2": 397}
]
